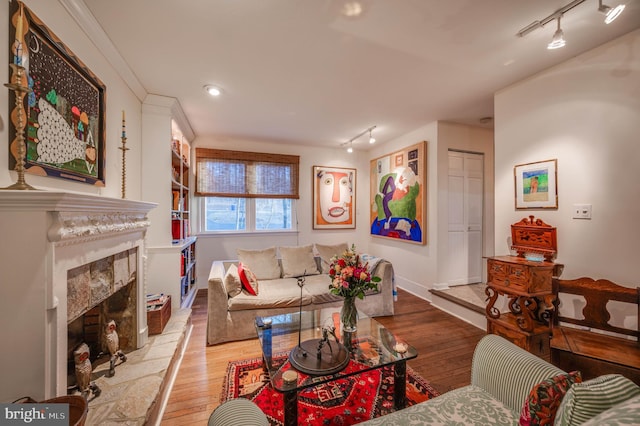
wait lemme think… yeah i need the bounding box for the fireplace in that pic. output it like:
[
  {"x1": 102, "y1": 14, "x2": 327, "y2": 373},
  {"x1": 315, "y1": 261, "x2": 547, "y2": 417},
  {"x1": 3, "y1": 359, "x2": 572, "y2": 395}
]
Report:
[
  {"x1": 0, "y1": 192, "x2": 155, "y2": 402},
  {"x1": 66, "y1": 248, "x2": 139, "y2": 389}
]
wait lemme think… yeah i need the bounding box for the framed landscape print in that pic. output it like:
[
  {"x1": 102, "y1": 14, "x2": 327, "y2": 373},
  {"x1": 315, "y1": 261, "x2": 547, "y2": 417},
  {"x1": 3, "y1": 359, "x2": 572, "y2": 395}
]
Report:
[
  {"x1": 8, "y1": 1, "x2": 106, "y2": 186},
  {"x1": 313, "y1": 166, "x2": 356, "y2": 229},
  {"x1": 514, "y1": 159, "x2": 558, "y2": 209},
  {"x1": 370, "y1": 141, "x2": 427, "y2": 244}
]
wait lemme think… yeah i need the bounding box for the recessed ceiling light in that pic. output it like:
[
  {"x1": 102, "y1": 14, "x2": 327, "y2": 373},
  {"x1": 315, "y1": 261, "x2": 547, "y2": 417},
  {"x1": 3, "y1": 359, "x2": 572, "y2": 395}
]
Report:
[
  {"x1": 342, "y1": 1, "x2": 364, "y2": 17},
  {"x1": 204, "y1": 85, "x2": 222, "y2": 97}
]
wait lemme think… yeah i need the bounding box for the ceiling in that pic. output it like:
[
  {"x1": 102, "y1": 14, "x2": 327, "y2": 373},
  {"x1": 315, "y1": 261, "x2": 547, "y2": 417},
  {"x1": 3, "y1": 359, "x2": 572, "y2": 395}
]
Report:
[{"x1": 79, "y1": 0, "x2": 640, "y2": 150}]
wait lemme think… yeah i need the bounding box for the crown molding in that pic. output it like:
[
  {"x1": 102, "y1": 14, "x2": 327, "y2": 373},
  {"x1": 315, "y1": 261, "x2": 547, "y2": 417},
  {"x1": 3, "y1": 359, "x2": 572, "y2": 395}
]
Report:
[{"x1": 58, "y1": 0, "x2": 147, "y2": 101}]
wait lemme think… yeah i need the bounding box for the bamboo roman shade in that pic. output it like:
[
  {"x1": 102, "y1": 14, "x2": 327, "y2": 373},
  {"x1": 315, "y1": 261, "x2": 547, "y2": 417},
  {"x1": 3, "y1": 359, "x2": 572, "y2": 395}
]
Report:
[{"x1": 195, "y1": 148, "x2": 300, "y2": 199}]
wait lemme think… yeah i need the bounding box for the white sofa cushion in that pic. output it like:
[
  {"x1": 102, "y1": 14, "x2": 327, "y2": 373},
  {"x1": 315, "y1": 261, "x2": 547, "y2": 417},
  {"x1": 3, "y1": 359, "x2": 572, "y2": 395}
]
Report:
[
  {"x1": 227, "y1": 278, "x2": 313, "y2": 311},
  {"x1": 301, "y1": 274, "x2": 342, "y2": 304},
  {"x1": 314, "y1": 242, "x2": 349, "y2": 272},
  {"x1": 224, "y1": 264, "x2": 242, "y2": 297},
  {"x1": 280, "y1": 244, "x2": 320, "y2": 278},
  {"x1": 237, "y1": 247, "x2": 281, "y2": 280}
]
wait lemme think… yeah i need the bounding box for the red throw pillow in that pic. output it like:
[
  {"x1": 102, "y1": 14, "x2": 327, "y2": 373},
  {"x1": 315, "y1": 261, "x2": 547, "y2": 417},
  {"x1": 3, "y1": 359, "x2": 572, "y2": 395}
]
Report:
[
  {"x1": 237, "y1": 262, "x2": 259, "y2": 296},
  {"x1": 519, "y1": 370, "x2": 582, "y2": 426}
]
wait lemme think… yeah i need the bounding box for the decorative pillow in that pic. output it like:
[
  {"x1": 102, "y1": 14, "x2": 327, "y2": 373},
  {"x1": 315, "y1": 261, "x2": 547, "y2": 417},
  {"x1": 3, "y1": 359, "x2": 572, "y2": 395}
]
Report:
[
  {"x1": 582, "y1": 393, "x2": 640, "y2": 425},
  {"x1": 279, "y1": 245, "x2": 320, "y2": 278},
  {"x1": 519, "y1": 371, "x2": 581, "y2": 426},
  {"x1": 237, "y1": 247, "x2": 281, "y2": 280},
  {"x1": 314, "y1": 242, "x2": 349, "y2": 272},
  {"x1": 223, "y1": 264, "x2": 242, "y2": 297},
  {"x1": 555, "y1": 374, "x2": 640, "y2": 426},
  {"x1": 237, "y1": 262, "x2": 259, "y2": 296}
]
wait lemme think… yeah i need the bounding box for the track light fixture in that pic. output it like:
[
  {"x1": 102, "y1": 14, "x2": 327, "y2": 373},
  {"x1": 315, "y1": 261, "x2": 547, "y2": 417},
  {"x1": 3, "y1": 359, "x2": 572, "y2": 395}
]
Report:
[
  {"x1": 599, "y1": 0, "x2": 625, "y2": 24},
  {"x1": 517, "y1": 0, "x2": 626, "y2": 49},
  {"x1": 341, "y1": 125, "x2": 377, "y2": 152},
  {"x1": 547, "y1": 16, "x2": 566, "y2": 50}
]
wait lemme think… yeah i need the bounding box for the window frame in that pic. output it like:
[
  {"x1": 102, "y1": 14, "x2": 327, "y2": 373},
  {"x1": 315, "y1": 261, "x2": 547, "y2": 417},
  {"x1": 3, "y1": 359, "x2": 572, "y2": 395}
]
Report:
[
  {"x1": 199, "y1": 196, "x2": 298, "y2": 235},
  {"x1": 195, "y1": 148, "x2": 300, "y2": 234}
]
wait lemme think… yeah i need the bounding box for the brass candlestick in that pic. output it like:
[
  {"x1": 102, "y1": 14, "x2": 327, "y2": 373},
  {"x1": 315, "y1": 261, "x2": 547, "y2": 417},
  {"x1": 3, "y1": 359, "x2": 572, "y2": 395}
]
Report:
[
  {"x1": 118, "y1": 111, "x2": 129, "y2": 198},
  {"x1": 3, "y1": 63, "x2": 37, "y2": 190}
]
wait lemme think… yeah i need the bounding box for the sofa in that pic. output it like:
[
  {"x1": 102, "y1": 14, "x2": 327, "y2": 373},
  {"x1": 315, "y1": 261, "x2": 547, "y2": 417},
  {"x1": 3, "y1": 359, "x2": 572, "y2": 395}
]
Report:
[
  {"x1": 206, "y1": 243, "x2": 394, "y2": 345},
  {"x1": 360, "y1": 334, "x2": 640, "y2": 425}
]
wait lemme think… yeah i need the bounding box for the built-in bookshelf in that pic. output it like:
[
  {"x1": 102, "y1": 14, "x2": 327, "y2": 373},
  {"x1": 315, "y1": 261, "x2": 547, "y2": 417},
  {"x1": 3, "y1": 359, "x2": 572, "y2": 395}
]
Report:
[{"x1": 142, "y1": 94, "x2": 198, "y2": 310}]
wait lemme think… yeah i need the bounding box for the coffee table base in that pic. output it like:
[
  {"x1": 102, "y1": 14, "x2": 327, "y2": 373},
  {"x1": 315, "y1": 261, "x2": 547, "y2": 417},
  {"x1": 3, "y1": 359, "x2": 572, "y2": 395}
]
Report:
[{"x1": 288, "y1": 338, "x2": 350, "y2": 375}]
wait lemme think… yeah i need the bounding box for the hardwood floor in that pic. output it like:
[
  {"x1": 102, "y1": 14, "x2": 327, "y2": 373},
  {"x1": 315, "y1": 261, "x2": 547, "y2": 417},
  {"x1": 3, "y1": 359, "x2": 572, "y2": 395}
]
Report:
[{"x1": 161, "y1": 288, "x2": 486, "y2": 425}]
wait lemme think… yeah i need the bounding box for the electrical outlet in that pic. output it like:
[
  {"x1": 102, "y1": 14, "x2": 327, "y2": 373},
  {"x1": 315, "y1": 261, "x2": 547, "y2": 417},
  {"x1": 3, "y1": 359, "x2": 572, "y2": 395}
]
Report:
[{"x1": 572, "y1": 204, "x2": 592, "y2": 219}]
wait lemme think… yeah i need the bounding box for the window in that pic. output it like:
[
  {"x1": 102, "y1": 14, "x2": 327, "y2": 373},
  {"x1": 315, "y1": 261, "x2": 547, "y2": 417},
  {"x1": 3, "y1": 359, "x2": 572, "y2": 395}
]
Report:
[{"x1": 196, "y1": 148, "x2": 299, "y2": 233}]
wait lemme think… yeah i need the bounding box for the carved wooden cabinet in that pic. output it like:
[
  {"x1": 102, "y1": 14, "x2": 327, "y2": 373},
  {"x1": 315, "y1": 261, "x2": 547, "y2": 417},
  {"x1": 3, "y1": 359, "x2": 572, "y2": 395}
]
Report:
[
  {"x1": 485, "y1": 216, "x2": 560, "y2": 361},
  {"x1": 486, "y1": 256, "x2": 556, "y2": 360}
]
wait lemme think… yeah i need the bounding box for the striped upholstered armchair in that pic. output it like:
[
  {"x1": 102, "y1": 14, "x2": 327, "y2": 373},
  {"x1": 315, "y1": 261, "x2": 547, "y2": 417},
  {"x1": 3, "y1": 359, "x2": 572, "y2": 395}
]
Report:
[{"x1": 361, "y1": 334, "x2": 565, "y2": 425}]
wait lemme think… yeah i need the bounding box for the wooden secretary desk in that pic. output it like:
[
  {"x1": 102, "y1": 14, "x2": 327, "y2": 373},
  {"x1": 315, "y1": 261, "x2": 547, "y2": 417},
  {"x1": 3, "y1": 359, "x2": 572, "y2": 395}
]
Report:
[{"x1": 485, "y1": 216, "x2": 562, "y2": 361}]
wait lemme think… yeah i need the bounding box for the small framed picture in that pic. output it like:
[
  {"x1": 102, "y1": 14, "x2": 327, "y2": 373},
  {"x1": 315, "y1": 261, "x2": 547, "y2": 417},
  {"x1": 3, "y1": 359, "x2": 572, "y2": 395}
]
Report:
[{"x1": 514, "y1": 159, "x2": 558, "y2": 209}]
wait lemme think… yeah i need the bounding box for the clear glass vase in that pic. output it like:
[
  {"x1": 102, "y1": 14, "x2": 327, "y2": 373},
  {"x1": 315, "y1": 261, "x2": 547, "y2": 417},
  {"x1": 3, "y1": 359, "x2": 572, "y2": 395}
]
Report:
[{"x1": 341, "y1": 296, "x2": 358, "y2": 332}]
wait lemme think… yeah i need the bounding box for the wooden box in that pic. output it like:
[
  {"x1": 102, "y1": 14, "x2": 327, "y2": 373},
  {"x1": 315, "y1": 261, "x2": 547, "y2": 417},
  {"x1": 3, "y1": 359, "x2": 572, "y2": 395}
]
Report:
[{"x1": 147, "y1": 295, "x2": 171, "y2": 335}]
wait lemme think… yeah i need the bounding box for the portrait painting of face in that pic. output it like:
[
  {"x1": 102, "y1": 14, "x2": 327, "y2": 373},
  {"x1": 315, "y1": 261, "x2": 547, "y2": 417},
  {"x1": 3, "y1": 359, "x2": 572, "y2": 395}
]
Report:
[{"x1": 313, "y1": 166, "x2": 356, "y2": 229}]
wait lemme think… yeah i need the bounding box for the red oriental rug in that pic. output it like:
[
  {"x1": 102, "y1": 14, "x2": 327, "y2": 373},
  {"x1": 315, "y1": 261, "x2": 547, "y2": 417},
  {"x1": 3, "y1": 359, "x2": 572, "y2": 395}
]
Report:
[{"x1": 220, "y1": 353, "x2": 439, "y2": 425}]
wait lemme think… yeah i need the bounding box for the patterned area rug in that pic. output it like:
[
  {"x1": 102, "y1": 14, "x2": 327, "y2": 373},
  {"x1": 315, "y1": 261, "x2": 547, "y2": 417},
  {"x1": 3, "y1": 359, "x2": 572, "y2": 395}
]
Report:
[{"x1": 220, "y1": 352, "x2": 439, "y2": 425}]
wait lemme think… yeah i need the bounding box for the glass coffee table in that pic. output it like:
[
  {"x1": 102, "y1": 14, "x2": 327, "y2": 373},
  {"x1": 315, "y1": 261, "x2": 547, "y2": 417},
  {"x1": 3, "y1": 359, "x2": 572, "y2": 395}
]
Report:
[{"x1": 255, "y1": 307, "x2": 417, "y2": 426}]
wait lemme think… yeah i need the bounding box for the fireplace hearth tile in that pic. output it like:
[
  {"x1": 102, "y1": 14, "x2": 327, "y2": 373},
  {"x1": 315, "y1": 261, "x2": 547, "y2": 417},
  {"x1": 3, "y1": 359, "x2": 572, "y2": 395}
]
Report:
[
  {"x1": 85, "y1": 307, "x2": 192, "y2": 425},
  {"x1": 114, "y1": 376, "x2": 163, "y2": 419}
]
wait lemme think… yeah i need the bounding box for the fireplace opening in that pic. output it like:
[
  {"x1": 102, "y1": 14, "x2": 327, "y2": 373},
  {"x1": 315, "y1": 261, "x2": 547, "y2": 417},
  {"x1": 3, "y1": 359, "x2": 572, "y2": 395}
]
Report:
[{"x1": 66, "y1": 248, "x2": 138, "y2": 392}]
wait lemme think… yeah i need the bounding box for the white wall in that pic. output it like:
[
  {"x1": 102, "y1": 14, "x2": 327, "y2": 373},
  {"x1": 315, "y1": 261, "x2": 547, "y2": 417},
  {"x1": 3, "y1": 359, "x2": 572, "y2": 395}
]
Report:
[
  {"x1": 367, "y1": 121, "x2": 494, "y2": 300},
  {"x1": 193, "y1": 135, "x2": 371, "y2": 286},
  {"x1": 495, "y1": 29, "x2": 640, "y2": 285},
  {"x1": 0, "y1": 0, "x2": 142, "y2": 199},
  {"x1": 436, "y1": 122, "x2": 495, "y2": 286}
]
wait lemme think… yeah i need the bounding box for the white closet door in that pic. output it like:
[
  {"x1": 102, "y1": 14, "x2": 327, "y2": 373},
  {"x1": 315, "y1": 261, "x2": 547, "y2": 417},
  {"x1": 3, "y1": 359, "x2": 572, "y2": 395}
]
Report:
[{"x1": 447, "y1": 151, "x2": 483, "y2": 285}]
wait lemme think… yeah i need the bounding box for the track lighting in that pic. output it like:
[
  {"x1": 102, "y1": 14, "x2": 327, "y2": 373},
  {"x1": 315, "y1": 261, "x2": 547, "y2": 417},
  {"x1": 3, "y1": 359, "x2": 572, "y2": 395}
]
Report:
[
  {"x1": 599, "y1": 1, "x2": 625, "y2": 24},
  {"x1": 547, "y1": 17, "x2": 566, "y2": 50},
  {"x1": 517, "y1": 0, "x2": 625, "y2": 50},
  {"x1": 341, "y1": 125, "x2": 377, "y2": 152}
]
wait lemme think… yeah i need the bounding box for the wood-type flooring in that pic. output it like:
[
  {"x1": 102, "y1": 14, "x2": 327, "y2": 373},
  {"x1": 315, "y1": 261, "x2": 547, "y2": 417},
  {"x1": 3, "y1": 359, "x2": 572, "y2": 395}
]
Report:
[{"x1": 161, "y1": 288, "x2": 486, "y2": 425}]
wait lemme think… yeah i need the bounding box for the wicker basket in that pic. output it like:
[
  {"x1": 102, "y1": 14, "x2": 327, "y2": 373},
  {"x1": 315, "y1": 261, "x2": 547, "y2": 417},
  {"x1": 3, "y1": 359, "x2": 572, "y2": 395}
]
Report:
[{"x1": 15, "y1": 395, "x2": 88, "y2": 426}]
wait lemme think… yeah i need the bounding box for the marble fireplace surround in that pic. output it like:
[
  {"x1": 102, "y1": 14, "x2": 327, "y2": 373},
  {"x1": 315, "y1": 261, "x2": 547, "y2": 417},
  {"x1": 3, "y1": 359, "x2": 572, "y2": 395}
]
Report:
[{"x1": 0, "y1": 191, "x2": 156, "y2": 402}]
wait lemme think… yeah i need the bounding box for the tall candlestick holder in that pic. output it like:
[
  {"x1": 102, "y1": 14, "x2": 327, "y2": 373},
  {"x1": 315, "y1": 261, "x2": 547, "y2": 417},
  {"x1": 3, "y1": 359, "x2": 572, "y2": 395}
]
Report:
[
  {"x1": 118, "y1": 112, "x2": 129, "y2": 199},
  {"x1": 3, "y1": 63, "x2": 37, "y2": 190}
]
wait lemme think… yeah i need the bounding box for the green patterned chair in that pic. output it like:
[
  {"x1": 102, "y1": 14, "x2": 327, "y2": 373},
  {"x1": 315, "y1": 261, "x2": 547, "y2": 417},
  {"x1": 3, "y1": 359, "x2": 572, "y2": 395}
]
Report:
[{"x1": 360, "y1": 334, "x2": 566, "y2": 426}]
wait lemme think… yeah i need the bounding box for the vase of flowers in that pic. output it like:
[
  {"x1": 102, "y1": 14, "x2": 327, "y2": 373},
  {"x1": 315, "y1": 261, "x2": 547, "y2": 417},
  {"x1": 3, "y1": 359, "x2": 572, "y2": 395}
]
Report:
[{"x1": 328, "y1": 245, "x2": 380, "y2": 332}]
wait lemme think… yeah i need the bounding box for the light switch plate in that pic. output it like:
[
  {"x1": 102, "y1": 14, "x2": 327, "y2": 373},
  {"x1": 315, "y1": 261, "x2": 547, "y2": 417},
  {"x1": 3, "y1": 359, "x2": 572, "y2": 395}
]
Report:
[{"x1": 572, "y1": 204, "x2": 592, "y2": 219}]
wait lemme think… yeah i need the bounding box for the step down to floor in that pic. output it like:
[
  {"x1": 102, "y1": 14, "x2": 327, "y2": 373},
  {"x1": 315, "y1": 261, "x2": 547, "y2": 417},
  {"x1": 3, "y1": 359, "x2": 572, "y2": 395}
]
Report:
[
  {"x1": 429, "y1": 284, "x2": 487, "y2": 329},
  {"x1": 429, "y1": 288, "x2": 485, "y2": 314}
]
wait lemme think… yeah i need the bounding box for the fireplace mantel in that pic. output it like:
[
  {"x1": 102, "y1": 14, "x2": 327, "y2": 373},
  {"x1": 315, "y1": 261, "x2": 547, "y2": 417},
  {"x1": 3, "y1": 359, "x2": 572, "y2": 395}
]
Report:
[{"x1": 0, "y1": 191, "x2": 156, "y2": 402}]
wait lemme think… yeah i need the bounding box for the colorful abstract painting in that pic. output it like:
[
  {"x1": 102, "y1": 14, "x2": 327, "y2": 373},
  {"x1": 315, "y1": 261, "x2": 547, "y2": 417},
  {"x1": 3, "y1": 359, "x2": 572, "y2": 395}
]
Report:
[
  {"x1": 370, "y1": 142, "x2": 427, "y2": 244},
  {"x1": 8, "y1": 1, "x2": 106, "y2": 186},
  {"x1": 313, "y1": 166, "x2": 356, "y2": 229}
]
